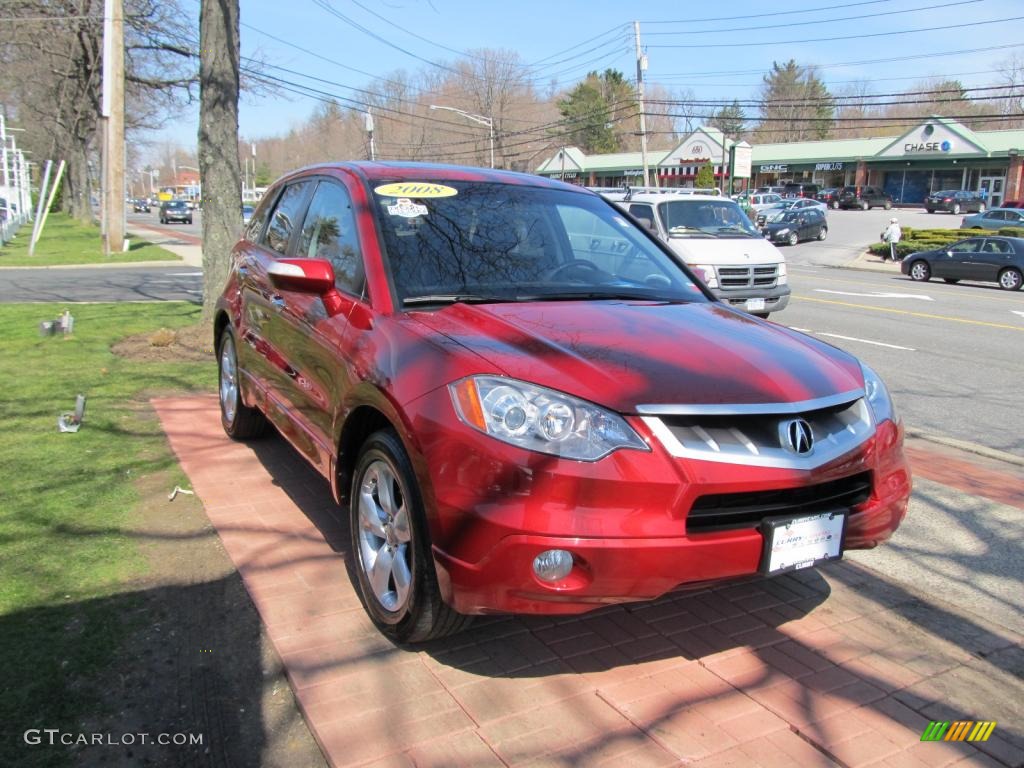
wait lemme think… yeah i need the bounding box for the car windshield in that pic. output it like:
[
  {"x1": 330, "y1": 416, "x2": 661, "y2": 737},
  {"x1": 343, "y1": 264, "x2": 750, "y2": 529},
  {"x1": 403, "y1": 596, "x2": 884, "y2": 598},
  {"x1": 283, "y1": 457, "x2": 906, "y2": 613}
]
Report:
[
  {"x1": 656, "y1": 199, "x2": 760, "y2": 239},
  {"x1": 371, "y1": 182, "x2": 707, "y2": 306},
  {"x1": 166, "y1": 201, "x2": 186, "y2": 209}
]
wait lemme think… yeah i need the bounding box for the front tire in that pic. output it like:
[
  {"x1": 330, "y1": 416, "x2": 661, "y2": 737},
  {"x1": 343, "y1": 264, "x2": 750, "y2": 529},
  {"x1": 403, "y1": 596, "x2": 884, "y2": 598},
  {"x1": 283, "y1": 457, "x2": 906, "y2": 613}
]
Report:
[
  {"x1": 817, "y1": 226, "x2": 828, "y2": 241},
  {"x1": 998, "y1": 267, "x2": 1022, "y2": 291},
  {"x1": 787, "y1": 231, "x2": 799, "y2": 246},
  {"x1": 350, "y1": 430, "x2": 472, "y2": 643},
  {"x1": 884, "y1": 200, "x2": 893, "y2": 210},
  {"x1": 218, "y1": 328, "x2": 266, "y2": 439},
  {"x1": 860, "y1": 201, "x2": 869, "y2": 211},
  {"x1": 977, "y1": 203, "x2": 986, "y2": 213},
  {"x1": 909, "y1": 260, "x2": 932, "y2": 282},
  {"x1": 830, "y1": 200, "x2": 839, "y2": 210},
  {"x1": 952, "y1": 203, "x2": 961, "y2": 215}
]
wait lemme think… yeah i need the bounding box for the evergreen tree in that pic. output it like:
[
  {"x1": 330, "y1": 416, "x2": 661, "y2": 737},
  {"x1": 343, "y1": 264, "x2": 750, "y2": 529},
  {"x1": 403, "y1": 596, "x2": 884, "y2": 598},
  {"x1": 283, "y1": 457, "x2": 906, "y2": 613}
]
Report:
[
  {"x1": 694, "y1": 161, "x2": 716, "y2": 189},
  {"x1": 709, "y1": 100, "x2": 746, "y2": 137},
  {"x1": 558, "y1": 69, "x2": 637, "y2": 153},
  {"x1": 758, "y1": 60, "x2": 835, "y2": 142}
]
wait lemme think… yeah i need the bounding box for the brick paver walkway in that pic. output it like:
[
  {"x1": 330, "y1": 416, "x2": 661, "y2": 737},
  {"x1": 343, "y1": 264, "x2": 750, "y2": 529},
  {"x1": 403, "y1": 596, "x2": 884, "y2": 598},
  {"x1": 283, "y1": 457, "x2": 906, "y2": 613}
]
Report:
[{"x1": 154, "y1": 396, "x2": 1023, "y2": 768}]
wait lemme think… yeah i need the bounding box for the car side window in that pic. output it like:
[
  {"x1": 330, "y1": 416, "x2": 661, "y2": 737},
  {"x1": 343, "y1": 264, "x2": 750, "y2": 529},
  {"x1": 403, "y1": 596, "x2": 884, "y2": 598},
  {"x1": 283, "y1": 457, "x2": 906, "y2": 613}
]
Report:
[
  {"x1": 627, "y1": 203, "x2": 656, "y2": 230},
  {"x1": 987, "y1": 211, "x2": 1006, "y2": 221},
  {"x1": 296, "y1": 180, "x2": 365, "y2": 296},
  {"x1": 983, "y1": 240, "x2": 1011, "y2": 254},
  {"x1": 264, "y1": 181, "x2": 312, "y2": 255},
  {"x1": 245, "y1": 197, "x2": 274, "y2": 242},
  {"x1": 950, "y1": 240, "x2": 981, "y2": 253}
]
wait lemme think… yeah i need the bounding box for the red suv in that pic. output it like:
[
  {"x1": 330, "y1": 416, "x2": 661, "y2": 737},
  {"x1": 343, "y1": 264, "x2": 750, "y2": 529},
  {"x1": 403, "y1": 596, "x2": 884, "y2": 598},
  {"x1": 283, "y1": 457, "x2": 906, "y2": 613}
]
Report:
[{"x1": 215, "y1": 163, "x2": 910, "y2": 642}]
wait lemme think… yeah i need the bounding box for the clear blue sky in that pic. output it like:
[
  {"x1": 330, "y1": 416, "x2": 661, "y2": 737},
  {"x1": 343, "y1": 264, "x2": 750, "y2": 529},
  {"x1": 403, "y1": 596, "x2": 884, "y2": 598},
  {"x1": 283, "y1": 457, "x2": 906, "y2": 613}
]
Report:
[{"x1": 154, "y1": 0, "x2": 1024, "y2": 153}]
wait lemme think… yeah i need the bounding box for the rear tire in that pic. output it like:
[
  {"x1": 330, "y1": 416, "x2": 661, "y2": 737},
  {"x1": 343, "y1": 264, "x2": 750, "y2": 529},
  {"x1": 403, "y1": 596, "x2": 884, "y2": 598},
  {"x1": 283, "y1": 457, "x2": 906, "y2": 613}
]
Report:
[
  {"x1": 350, "y1": 430, "x2": 472, "y2": 643},
  {"x1": 218, "y1": 328, "x2": 267, "y2": 439},
  {"x1": 909, "y1": 260, "x2": 931, "y2": 282},
  {"x1": 817, "y1": 226, "x2": 827, "y2": 241},
  {"x1": 829, "y1": 200, "x2": 839, "y2": 210},
  {"x1": 977, "y1": 203, "x2": 986, "y2": 213},
  {"x1": 884, "y1": 200, "x2": 893, "y2": 210},
  {"x1": 998, "y1": 267, "x2": 1022, "y2": 291},
  {"x1": 952, "y1": 203, "x2": 961, "y2": 215}
]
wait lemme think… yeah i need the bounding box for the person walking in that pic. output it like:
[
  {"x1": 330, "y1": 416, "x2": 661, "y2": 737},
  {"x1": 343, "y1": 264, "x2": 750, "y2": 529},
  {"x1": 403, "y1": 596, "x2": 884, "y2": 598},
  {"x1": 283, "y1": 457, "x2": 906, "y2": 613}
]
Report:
[{"x1": 881, "y1": 217, "x2": 902, "y2": 262}]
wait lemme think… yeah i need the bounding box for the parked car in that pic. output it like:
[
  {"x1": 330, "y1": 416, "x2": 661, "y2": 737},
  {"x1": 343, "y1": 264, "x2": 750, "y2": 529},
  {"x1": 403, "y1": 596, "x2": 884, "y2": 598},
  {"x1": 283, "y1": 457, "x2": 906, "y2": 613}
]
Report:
[
  {"x1": 132, "y1": 199, "x2": 150, "y2": 213},
  {"x1": 901, "y1": 235, "x2": 1024, "y2": 290},
  {"x1": 761, "y1": 208, "x2": 827, "y2": 245},
  {"x1": 837, "y1": 186, "x2": 893, "y2": 211},
  {"x1": 755, "y1": 186, "x2": 787, "y2": 196},
  {"x1": 748, "y1": 192, "x2": 784, "y2": 211},
  {"x1": 214, "y1": 162, "x2": 910, "y2": 642},
  {"x1": 159, "y1": 199, "x2": 193, "y2": 224},
  {"x1": 756, "y1": 198, "x2": 826, "y2": 228},
  {"x1": 816, "y1": 188, "x2": 842, "y2": 209},
  {"x1": 960, "y1": 208, "x2": 1024, "y2": 230},
  {"x1": 783, "y1": 182, "x2": 819, "y2": 199},
  {"x1": 924, "y1": 190, "x2": 986, "y2": 214}
]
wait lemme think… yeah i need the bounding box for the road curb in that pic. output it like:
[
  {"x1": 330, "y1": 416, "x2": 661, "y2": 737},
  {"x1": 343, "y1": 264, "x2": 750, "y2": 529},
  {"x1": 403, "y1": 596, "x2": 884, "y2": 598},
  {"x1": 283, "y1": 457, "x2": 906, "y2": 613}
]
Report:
[{"x1": 906, "y1": 428, "x2": 1024, "y2": 467}]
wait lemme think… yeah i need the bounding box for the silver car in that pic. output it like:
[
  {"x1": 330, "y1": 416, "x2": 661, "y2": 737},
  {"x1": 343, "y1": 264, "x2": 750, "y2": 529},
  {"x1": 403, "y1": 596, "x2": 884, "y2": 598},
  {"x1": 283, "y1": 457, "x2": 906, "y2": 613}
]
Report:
[{"x1": 960, "y1": 208, "x2": 1024, "y2": 230}]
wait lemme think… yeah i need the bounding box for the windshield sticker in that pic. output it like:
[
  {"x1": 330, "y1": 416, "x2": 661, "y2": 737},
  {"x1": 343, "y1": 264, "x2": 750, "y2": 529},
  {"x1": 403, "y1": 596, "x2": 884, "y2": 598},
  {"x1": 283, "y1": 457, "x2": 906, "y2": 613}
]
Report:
[
  {"x1": 374, "y1": 182, "x2": 458, "y2": 198},
  {"x1": 387, "y1": 198, "x2": 429, "y2": 218}
]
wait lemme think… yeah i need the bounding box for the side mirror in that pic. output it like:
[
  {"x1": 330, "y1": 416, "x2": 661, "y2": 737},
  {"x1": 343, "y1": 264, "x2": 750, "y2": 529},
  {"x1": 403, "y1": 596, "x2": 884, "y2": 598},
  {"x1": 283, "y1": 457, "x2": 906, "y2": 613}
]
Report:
[{"x1": 267, "y1": 258, "x2": 346, "y2": 316}]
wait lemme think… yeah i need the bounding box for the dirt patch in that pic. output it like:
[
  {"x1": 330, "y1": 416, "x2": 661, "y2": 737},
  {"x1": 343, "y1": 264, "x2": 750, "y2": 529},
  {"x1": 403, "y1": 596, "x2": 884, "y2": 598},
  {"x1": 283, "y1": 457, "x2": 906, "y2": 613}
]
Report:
[
  {"x1": 76, "y1": 407, "x2": 327, "y2": 767},
  {"x1": 112, "y1": 324, "x2": 214, "y2": 363}
]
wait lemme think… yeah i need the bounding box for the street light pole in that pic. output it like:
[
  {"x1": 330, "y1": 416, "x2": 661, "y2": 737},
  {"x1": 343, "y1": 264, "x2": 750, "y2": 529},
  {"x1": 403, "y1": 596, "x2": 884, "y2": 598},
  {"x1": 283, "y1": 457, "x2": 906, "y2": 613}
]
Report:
[{"x1": 429, "y1": 104, "x2": 494, "y2": 169}]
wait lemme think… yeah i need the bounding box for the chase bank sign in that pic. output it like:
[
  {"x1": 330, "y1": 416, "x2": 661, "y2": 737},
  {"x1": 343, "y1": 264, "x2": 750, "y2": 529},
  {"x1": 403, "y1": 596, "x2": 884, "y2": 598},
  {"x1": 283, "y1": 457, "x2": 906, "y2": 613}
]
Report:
[{"x1": 904, "y1": 140, "x2": 952, "y2": 154}]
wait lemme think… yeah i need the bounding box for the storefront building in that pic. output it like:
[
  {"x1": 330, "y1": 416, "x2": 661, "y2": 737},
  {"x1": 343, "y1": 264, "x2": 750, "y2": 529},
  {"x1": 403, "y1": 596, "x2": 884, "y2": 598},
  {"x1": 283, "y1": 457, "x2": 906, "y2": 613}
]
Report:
[{"x1": 536, "y1": 117, "x2": 1024, "y2": 208}]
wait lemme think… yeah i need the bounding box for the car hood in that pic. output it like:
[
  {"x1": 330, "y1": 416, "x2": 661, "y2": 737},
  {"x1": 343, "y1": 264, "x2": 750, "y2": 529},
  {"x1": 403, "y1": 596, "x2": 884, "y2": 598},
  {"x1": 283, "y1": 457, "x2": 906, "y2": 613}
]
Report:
[{"x1": 410, "y1": 300, "x2": 863, "y2": 412}]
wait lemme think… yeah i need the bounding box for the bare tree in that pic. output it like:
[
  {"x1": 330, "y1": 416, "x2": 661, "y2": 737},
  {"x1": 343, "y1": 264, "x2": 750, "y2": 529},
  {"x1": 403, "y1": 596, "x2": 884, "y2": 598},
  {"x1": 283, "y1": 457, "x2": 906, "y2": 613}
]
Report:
[{"x1": 199, "y1": 0, "x2": 241, "y2": 323}]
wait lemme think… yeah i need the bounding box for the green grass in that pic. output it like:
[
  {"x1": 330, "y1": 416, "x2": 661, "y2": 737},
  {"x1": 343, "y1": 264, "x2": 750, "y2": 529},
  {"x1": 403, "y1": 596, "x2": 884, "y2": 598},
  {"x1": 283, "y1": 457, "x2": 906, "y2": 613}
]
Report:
[
  {"x1": 0, "y1": 213, "x2": 179, "y2": 266},
  {"x1": 0, "y1": 302, "x2": 214, "y2": 766}
]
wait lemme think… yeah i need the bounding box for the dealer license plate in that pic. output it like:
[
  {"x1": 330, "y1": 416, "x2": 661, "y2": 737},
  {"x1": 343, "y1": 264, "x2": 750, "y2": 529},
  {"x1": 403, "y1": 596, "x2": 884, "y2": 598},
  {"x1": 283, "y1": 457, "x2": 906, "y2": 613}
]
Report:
[
  {"x1": 746, "y1": 298, "x2": 766, "y2": 312},
  {"x1": 760, "y1": 512, "x2": 845, "y2": 575}
]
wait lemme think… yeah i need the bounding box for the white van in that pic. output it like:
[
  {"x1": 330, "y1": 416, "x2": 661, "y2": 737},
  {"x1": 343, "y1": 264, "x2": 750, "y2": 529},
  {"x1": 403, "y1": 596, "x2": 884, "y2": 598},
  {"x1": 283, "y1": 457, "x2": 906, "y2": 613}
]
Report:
[{"x1": 608, "y1": 191, "x2": 790, "y2": 317}]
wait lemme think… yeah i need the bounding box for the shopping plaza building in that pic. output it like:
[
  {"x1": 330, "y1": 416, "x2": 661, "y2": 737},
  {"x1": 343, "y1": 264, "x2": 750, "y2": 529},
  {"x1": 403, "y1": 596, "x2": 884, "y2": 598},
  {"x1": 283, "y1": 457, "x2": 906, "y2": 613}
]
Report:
[{"x1": 536, "y1": 116, "x2": 1024, "y2": 207}]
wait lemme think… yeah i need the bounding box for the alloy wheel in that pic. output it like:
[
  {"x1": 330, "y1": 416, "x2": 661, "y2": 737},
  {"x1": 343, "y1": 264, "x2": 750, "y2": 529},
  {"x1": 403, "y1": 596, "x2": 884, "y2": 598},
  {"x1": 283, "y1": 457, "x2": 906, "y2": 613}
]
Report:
[
  {"x1": 219, "y1": 335, "x2": 238, "y2": 425},
  {"x1": 999, "y1": 269, "x2": 1022, "y2": 290},
  {"x1": 357, "y1": 460, "x2": 413, "y2": 613}
]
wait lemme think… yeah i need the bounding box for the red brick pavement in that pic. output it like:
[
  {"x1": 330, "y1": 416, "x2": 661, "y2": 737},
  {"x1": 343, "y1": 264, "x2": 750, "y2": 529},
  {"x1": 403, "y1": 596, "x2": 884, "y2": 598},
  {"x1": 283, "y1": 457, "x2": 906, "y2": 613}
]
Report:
[{"x1": 153, "y1": 396, "x2": 1024, "y2": 768}]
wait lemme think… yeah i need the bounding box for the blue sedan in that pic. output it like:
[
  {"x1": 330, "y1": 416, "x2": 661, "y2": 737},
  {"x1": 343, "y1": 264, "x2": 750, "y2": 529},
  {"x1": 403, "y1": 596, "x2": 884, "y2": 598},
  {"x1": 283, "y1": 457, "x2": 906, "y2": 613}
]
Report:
[
  {"x1": 960, "y1": 208, "x2": 1024, "y2": 230},
  {"x1": 901, "y1": 235, "x2": 1024, "y2": 290}
]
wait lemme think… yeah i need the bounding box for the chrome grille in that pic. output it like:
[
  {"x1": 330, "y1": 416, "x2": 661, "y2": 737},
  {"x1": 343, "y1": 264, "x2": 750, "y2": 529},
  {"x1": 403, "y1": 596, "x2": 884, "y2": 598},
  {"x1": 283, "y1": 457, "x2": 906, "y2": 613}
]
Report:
[
  {"x1": 639, "y1": 391, "x2": 874, "y2": 470},
  {"x1": 714, "y1": 264, "x2": 779, "y2": 290}
]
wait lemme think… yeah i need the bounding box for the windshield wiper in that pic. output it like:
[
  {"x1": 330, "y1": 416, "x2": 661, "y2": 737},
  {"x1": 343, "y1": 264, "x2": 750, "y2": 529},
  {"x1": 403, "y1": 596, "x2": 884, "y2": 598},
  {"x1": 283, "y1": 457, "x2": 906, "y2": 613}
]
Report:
[
  {"x1": 521, "y1": 290, "x2": 686, "y2": 303},
  {"x1": 402, "y1": 294, "x2": 514, "y2": 306}
]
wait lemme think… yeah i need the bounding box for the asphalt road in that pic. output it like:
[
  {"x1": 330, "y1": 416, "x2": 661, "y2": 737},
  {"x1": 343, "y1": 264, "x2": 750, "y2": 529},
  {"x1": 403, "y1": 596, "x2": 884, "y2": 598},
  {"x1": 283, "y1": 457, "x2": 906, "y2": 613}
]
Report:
[
  {"x1": 0, "y1": 265, "x2": 202, "y2": 303},
  {"x1": 782, "y1": 263, "x2": 1024, "y2": 456},
  {"x1": 129, "y1": 209, "x2": 202, "y2": 240}
]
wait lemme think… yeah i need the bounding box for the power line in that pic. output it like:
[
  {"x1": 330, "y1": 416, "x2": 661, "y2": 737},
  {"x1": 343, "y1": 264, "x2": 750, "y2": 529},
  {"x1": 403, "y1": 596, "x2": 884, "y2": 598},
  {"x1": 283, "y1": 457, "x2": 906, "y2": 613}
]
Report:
[
  {"x1": 644, "y1": 0, "x2": 980, "y2": 37},
  {"x1": 640, "y1": 0, "x2": 892, "y2": 24},
  {"x1": 647, "y1": 14, "x2": 1024, "y2": 49}
]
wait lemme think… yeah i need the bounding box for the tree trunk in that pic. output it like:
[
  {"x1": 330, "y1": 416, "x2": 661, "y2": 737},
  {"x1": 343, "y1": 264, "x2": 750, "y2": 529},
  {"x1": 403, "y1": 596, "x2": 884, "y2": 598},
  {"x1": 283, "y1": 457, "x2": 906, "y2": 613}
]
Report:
[
  {"x1": 63, "y1": 144, "x2": 93, "y2": 223},
  {"x1": 199, "y1": 0, "x2": 242, "y2": 325}
]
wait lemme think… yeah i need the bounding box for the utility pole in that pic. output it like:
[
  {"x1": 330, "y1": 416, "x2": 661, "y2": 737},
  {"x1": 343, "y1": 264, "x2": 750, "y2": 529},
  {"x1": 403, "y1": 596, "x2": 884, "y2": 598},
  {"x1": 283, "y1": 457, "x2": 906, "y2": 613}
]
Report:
[
  {"x1": 634, "y1": 21, "x2": 656, "y2": 188},
  {"x1": 102, "y1": 0, "x2": 125, "y2": 253}
]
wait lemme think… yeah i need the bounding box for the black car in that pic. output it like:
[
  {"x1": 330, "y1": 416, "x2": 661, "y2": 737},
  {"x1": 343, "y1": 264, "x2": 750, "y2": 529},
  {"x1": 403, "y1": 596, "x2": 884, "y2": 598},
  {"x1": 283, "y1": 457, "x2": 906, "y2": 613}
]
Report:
[
  {"x1": 159, "y1": 199, "x2": 193, "y2": 224},
  {"x1": 901, "y1": 236, "x2": 1023, "y2": 290},
  {"x1": 762, "y1": 208, "x2": 827, "y2": 245},
  {"x1": 924, "y1": 190, "x2": 986, "y2": 215},
  {"x1": 837, "y1": 185, "x2": 893, "y2": 211},
  {"x1": 816, "y1": 188, "x2": 841, "y2": 209},
  {"x1": 783, "y1": 182, "x2": 819, "y2": 199},
  {"x1": 132, "y1": 199, "x2": 150, "y2": 213}
]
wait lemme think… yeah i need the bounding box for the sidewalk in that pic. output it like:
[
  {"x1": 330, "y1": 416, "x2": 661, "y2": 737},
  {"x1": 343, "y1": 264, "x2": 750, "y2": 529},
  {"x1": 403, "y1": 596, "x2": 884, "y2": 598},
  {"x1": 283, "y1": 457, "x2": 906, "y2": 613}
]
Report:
[
  {"x1": 127, "y1": 223, "x2": 202, "y2": 267},
  {"x1": 843, "y1": 251, "x2": 905, "y2": 275},
  {"x1": 154, "y1": 395, "x2": 1024, "y2": 768}
]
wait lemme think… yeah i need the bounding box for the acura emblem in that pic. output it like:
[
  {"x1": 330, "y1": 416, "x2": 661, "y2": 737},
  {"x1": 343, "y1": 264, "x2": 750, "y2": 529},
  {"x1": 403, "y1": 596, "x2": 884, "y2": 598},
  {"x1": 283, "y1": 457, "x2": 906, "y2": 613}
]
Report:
[{"x1": 780, "y1": 418, "x2": 814, "y2": 454}]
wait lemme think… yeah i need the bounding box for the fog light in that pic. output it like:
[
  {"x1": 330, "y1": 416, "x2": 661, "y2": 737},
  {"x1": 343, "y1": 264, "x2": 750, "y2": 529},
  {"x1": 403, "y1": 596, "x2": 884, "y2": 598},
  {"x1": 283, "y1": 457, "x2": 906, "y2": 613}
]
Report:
[{"x1": 532, "y1": 549, "x2": 573, "y2": 582}]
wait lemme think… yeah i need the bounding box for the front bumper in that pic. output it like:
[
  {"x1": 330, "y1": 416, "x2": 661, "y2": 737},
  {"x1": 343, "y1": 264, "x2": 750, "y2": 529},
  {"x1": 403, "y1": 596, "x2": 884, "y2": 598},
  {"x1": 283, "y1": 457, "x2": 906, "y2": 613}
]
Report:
[
  {"x1": 711, "y1": 284, "x2": 791, "y2": 313},
  {"x1": 409, "y1": 389, "x2": 909, "y2": 615}
]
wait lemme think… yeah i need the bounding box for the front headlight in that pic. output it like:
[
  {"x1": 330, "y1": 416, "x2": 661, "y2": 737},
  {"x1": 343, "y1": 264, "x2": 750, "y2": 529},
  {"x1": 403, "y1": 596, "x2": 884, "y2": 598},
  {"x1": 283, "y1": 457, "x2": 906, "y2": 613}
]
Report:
[
  {"x1": 687, "y1": 263, "x2": 718, "y2": 288},
  {"x1": 775, "y1": 228, "x2": 790, "y2": 236},
  {"x1": 861, "y1": 363, "x2": 898, "y2": 424},
  {"x1": 449, "y1": 376, "x2": 649, "y2": 461}
]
